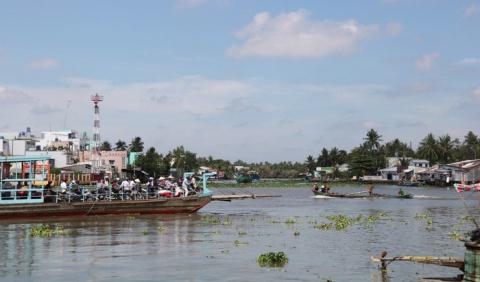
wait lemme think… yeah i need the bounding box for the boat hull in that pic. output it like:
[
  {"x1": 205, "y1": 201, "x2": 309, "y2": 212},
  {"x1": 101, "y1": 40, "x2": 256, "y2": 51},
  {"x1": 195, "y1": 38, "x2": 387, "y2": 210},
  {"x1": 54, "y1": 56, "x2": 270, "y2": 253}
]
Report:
[
  {"x1": 0, "y1": 195, "x2": 212, "y2": 220},
  {"x1": 312, "y1": 191, "x2": 412, "y2": 199}
]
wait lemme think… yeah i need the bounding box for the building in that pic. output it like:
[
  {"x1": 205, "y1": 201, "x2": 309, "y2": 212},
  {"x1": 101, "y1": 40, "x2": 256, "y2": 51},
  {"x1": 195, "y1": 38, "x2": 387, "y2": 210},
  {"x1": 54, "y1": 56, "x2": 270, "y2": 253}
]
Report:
[
  {"x1": 379, "y1": 167, "x2": 400, "y2": 180},
  {"x1": 78, "y1": 150, "x2": 128, "y2": 174},
  {"x1": 26, "y1": 151, "x2": 74, "y2": 168},
  {"x1": 37, "y1": 130, "x2": 80, "y2": 151}
]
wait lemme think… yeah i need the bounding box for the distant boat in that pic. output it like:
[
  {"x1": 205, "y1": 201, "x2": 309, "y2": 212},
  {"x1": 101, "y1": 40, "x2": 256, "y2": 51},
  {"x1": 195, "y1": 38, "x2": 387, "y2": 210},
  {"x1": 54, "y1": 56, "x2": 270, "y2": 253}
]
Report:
[
  {"x1": 398, "y1": 181, "x2": 421, "y2": 187},
  {"x1": 312, "y1": 190, "x2": 413, "y2": 199},
  {"x1": 236, "y1": 171, "x2": 260, "y2": 184}
]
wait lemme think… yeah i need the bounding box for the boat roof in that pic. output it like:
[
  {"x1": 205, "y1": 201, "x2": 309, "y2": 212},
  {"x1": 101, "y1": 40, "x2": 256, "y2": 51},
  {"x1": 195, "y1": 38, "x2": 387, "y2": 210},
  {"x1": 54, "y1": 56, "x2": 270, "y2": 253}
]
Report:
[{"x1": 0, "y1": 155, "x2": 51, "y2": 163}]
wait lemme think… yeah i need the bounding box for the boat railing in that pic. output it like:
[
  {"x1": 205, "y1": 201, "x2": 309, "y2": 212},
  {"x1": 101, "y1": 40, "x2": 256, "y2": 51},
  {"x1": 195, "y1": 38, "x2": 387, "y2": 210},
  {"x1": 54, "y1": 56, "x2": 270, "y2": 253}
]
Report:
[
  {"x1": 52, "y1": 172, "x2": 216, "y2": 203},
  {"x1": 0, "y1": 186, "x2": 44, "y2": 204}
]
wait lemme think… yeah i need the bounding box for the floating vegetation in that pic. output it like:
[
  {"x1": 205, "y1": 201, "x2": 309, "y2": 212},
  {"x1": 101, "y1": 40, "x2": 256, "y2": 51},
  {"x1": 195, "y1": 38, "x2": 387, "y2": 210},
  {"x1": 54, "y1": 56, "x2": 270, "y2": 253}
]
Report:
[
  {"x1": 31, "y1": 224, "x2": 70, "y2": 238},
  {"x1": 294, "y1": 230, "x2": 300, "y2": 236},
  {"x1": 269, "y1": 219, "x2": 281, "y2": 224},
  {"x1": 158, "y1": 226, "x2": 166, "y2": 234},
  {"x1": 284, "y1": 218, "x2": 296, "y2": 225},
  {"x1": 415, "y1": 212, "x2": 434, "y2": 228},
  {"x1": 221, "y1": 250, "x2": 230, "y2": 254},
  {"x1": 314, "y1": 213, "x2": 388, "y2": 231},
  {"x1": 238, "y1": 231, "x2": 247, "y2": 236},
  {"x1": 449, "y1": 231, "x2": 463, "y2": 241},
  {"x1": 257, "y1": 252, "x2": 289, "y2": 268},
  {"x1": 142, "y1": 229, "x2": 149, "y2": 235},
  {"x1": 234, "y1": 240, "x2": 248, "y2": 246},
  {"x1": 314, "y1": 223, "x2": 333, "y2": 230}
]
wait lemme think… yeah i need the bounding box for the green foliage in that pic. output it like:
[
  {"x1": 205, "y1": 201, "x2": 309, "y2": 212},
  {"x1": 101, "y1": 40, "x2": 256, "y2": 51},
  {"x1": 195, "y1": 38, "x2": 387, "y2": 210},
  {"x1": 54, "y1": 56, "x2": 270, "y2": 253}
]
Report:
[
  {"x1": 129, "y1": 136, "x2": 144, "y2": 152},
  {"x1": 115, "y1": 140, "x2": 127, "y2": 151},
  {"x1": 100, "y1": 141, "x2": 112, "y2": 151},
  {"x1": 257, "y1": 252, "x2": 289, "y2": 267},
  {"x1": 31, "y1": 224, "x2": 70, "y2": 237}
]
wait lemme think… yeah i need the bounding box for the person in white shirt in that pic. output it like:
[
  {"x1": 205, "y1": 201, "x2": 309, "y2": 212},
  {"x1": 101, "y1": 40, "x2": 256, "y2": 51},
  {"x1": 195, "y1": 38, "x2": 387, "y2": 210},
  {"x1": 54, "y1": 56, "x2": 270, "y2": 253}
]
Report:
[{"x1": 60, "y1": 180, "x2": 67, "y2": 193}]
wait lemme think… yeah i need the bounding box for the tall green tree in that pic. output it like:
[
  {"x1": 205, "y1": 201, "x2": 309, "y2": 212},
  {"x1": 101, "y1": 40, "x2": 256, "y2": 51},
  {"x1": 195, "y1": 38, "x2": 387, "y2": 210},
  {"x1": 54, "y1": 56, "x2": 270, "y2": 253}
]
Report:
[
  {"x1": 305, "y1": 155, "x2": 316, "y2": 173},
  {"x1": 437, "y1": 134, "x2": 455, "y2": 164},
  {"x1": 115, "y1": 140, "x2": 127, "y2": 151},
  {"x1": 135, "y1": 147, "x2": 161, "y2": 177},
  {"x1": 463, "y1": 131, "x2": 479, "y2": 159},
  {"x1": 100, "y1": 141, "x2": 112, "y2": 151},
  {"x1": 363, "y1": 129, "x2": 383, "y2": 151},
  {"x1": 129, "y1": 137, "x2": 144, "y2": 152},
  {"x1": 417, "y1": 133, "x2": 439, "y2": 164}
]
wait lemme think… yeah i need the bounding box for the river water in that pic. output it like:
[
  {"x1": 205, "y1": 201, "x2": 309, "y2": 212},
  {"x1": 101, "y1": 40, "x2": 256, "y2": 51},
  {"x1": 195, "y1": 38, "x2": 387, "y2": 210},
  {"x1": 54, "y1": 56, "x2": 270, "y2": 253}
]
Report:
[{"x1": 0, "y1": 185, "x2": 478, "y2": 282}]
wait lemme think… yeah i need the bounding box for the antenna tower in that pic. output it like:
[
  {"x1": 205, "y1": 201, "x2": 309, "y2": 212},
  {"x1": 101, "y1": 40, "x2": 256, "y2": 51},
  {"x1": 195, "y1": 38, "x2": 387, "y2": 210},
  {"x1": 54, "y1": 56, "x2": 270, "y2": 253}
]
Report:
[{"x1": 91, "y1": 93, "x2": 103, "y2": 172}]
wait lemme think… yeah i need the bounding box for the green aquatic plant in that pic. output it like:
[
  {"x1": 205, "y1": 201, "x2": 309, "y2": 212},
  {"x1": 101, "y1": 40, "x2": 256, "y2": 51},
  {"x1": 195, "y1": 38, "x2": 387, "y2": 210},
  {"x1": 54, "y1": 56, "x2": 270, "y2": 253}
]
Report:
[
  {"x1": 234, "y1": 240, "x2": 248, "y2": 246},
  {"x1": 142, "y1": 229, "x2": 149, "y2": 235},
  {"x1": 238, "y1": 231, "x2": 247, "y2": 236},
  {"x1": 31, "y1": 224, "x2": 70, "y2": 238},
  {"x1": 257, "y1": 252, "x2": 289, "y2": 267},
  {"x1": 284, "y1": 218, "x2": 296, "y2": 225},
  {"x1": 314, "y1": 223, "x2": 333, "y2": 230},
  {"x1": 294, "y1": 230, "x2": 300, "y2": 236},
  {"x1": 449, "y1": 231, "x2": 463, "y2": 241}
]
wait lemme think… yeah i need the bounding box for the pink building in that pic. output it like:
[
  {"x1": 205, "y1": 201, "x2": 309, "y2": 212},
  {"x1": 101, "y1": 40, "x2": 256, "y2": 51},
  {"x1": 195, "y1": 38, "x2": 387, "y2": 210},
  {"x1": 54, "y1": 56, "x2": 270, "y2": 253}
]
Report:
[{"x1": 78, "y1": 151, "x2": 128, "y2": 173}]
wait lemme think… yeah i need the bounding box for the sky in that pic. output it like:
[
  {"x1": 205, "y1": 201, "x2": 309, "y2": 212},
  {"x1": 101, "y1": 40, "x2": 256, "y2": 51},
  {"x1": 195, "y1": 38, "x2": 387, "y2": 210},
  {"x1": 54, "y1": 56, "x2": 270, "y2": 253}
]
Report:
[{"x1": 0, "y1": 0, "x2": 479, "y2": 162}]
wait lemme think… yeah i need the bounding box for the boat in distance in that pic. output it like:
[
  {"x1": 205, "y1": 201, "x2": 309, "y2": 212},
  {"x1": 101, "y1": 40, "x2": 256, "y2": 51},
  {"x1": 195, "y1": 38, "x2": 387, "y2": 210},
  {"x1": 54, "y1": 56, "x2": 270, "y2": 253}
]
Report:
[
  {"x1": 0, "y1": 156, "x2": 215, "y2": 219},
  {"x1": 312, "y1": 190, "x2": 413, "y2": 199}
]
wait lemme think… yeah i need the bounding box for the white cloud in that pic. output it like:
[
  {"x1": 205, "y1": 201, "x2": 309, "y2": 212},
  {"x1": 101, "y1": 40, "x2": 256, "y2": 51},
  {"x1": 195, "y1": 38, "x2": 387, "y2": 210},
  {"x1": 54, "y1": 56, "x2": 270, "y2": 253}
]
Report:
[
  {"x1": 456, "y1": 57, "x2": 480, "y2": 66},
  {"x1": 27, "y1": 58, "x2": 59, "y2": 70},
  {"x1": 415, "y1": 53, "x2": 439, "y2": 72},
  {"x1": 464, "y1": 4, "x2": 479, "y2": 17},
  {"x1": 226, "y1": 9, "x2": 378, "y2": 58},
  {"x1": 386, "y1": 22, "x2": 403, "y2": 35}
]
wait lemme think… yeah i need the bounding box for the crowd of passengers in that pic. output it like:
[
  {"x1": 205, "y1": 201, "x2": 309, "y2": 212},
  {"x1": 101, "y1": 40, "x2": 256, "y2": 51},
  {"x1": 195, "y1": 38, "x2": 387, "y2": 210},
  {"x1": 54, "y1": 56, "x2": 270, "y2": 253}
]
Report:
[{"x1": 45, "y1": 175, "x2": 202, "y2": 202}]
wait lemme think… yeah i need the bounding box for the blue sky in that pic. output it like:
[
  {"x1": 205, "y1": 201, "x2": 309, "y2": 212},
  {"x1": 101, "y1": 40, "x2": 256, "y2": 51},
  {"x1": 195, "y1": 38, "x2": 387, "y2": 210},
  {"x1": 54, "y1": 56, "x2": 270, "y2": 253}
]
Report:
[{"x1": 0, "y1": 0, "x2": 479, "y2": 162}]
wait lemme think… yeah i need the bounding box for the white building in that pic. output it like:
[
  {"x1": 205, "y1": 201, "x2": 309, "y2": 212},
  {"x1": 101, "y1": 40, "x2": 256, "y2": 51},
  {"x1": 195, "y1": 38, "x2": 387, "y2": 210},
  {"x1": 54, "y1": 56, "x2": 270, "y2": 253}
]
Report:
[
  {"x1": 26, "y1": 151, "x2": 74, "y2": 168},
  {"x1": 37, "y1": 131, "x2": 81, "y2": 151}
]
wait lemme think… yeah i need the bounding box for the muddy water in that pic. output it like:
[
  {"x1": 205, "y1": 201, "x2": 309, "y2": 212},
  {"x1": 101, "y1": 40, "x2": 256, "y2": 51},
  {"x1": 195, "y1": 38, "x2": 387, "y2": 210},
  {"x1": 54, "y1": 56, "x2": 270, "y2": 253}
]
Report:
[{"x1": 0, "y1": 185, "x2": 477, "y2": 281}]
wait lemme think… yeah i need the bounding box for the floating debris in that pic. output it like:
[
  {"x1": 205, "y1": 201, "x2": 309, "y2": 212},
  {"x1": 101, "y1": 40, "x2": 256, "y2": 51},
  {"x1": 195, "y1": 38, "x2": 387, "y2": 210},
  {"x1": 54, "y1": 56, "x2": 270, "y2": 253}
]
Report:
[{"x1": 257, "y1": 252, "x2": 289, "y2": 267}]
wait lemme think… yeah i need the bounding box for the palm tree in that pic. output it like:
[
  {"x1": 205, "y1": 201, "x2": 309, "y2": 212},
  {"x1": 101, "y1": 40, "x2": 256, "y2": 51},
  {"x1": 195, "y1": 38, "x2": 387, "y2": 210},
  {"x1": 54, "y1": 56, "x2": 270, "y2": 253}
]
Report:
[
  {"x1": 100, "y1": 141, "x2": 112, "y2": 151},
  {"x1": 129, "y1": 137, "x2": 144, "y2": 152},
  {"x1": 364, "y1": 129, "x2": 383, "y2": 151},
  {"x1": 417, "y1": 133, "x2": 438, "y2": 164},
  {"x1": 463, "y1": 131, "x2": 479, "y2": 159},
  {"x1": 115, "y1": 140, "x2": 128, "y2": 151},
  {"x1": 437, "y1": 134, "x2": 454, "y2": 164}
]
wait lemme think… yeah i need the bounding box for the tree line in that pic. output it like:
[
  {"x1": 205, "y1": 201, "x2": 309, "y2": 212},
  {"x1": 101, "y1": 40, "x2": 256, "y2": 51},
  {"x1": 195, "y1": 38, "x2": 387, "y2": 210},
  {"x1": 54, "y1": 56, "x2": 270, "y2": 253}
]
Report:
[{"x1": 102, "y1": 130, "x2": 480, "y2": 179}]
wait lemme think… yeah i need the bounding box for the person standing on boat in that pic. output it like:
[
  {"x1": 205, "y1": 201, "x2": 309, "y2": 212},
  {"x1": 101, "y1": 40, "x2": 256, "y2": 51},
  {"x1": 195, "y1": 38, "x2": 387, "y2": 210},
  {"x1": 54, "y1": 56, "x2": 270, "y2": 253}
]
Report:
[
  {"x1": 181, "y1": 176, "x2": 190, "y2": 196},
  {"x1": 60, "y1": 179, "x2": 68, "y2": 193},
  {"x1": 313, "y1": 183, "x2": 319, "y2": 192},
  {"x1": 368, "y1": 183, "x2": 374, "y2": 196}
]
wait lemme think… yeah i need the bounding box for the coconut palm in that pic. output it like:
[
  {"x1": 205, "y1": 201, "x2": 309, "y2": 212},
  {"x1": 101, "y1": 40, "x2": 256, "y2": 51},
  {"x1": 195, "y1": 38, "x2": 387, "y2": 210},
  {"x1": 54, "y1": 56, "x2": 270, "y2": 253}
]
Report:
[
  {"x1": 129, "y1": 137, "x2": 144, "y2": 152},
  {"x1": 363, "y1": 129, "x2": 383, "y2": 151},
  {"x1": 417, "y1": 133, "x2": 438, "y2": 164},
  {"x1": 115, "y1": 140, "x2": 128, "y2": 151},
  {"x1": 437, "y1": 134, "x2": 454, "y2": 164}
]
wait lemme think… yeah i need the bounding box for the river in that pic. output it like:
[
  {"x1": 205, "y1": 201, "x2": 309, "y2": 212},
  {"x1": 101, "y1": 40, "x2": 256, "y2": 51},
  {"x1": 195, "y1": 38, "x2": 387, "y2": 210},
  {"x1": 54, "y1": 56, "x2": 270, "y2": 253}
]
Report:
[{"x1": 0, "y1": 185, "x2": 478, "y2": 281}]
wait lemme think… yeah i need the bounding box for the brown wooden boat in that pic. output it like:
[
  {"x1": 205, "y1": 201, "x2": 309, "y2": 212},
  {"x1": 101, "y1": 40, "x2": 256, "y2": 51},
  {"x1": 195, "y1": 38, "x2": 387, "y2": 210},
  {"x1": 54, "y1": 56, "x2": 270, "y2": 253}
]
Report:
[
  {"x1": 313, "y1": 190, "x2": 413, "y2": 199},
  {"x1": 0, "y1": 194, "x2": 212, "y2": 219}
]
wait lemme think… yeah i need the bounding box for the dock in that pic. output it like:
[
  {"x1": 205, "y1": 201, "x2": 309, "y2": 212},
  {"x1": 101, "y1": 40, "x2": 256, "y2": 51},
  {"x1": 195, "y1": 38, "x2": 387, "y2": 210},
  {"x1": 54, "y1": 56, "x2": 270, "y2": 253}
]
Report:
[{"x1": 212, "y1": 194, "x2": 281, "y2": 201}]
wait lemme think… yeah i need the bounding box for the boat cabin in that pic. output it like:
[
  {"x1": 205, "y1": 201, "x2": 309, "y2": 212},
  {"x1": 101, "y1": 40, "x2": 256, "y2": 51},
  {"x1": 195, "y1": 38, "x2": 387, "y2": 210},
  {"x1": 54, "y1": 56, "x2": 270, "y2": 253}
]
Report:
[{"x1": 0, "y1": 156, "x2": 51, "y2": 204}]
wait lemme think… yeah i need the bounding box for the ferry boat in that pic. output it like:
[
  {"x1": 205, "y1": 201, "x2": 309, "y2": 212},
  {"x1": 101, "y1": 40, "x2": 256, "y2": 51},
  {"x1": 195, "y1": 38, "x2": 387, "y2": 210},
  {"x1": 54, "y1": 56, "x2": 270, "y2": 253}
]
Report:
[{"x1": 0, "y1": 156, "x2": 214, "y2": 219}]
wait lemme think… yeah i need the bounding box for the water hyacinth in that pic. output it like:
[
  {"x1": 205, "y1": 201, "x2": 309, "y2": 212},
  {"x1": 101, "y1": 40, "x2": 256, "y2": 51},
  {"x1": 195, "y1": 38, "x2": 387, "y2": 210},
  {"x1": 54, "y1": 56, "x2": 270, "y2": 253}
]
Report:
[
  {"x1": 31, "y1": 224, "x2": 70, "y2": 238},
  {"x1": 257, "y1": 252, "x2": 289, "y2": 267}
]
